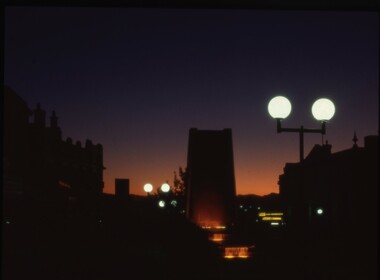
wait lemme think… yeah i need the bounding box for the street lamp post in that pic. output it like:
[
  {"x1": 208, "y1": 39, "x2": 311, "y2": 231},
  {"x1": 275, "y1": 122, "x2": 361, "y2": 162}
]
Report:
[{"x1": 268, "y1": 96, "x2": 335, "y2": 162}]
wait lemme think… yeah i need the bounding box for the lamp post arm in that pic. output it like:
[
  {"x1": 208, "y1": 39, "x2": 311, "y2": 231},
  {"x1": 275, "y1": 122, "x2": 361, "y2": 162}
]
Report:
[
  {"x1": 275, "y1": 119, "x2": 328, "y2": 162},
  {"x1": 276, "y1": 119, "x2": 327, "y2": 134},
  {"x1": 276, "y1": 119, "x2": 301, "y2": 133}
]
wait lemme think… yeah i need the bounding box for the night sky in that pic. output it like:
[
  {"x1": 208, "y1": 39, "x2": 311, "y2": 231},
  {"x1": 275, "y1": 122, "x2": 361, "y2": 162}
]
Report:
[{"x1": 4, "y1": 7, "x2": 378, "y2": 196}]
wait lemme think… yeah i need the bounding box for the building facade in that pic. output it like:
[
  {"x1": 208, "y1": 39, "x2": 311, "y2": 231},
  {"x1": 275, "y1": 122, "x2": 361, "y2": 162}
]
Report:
[
  {"x1": 279, "y1": 135, "x2": 378, "y2": 228},
  {"x1": 185, "y1": 128, "x2": 236, "y2": 228},
  {"x1": 4, "y1": 86, "x2": 105, "y2": 199},
  {"x1": 279, "y1": 135, "x2": 378, "y2": 278}
]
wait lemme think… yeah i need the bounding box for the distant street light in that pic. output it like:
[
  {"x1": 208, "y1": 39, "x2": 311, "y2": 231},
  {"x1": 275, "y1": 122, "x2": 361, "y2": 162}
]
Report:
[
  {"x1": 158, "y1": 200, "x2": 166, "y2": 208},
  {"x1": 160, "y1": 183, "x2": 171, "y2": 193},
  {"x1": 316, "y1": 208, "x2": 324, "y2": 215},
  {"x1": 268, "y1": 96, "x2": 335, "y2": 162},
  {"x1": 143, "y1": 182, "x2": 174, "y2": 209},
  {"x1": 268, "y1": 96, "x2": 292, "y2": 119},
  {"x1": 143, "y1": 183, "x2": 153, "y2": 195},
  {"x1": 311, "y1": 98, "x2": 335, "y2": 121}
]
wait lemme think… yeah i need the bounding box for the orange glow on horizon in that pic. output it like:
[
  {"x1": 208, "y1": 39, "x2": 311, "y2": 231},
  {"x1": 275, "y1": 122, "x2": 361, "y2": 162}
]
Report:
[
  {"x1": 102, "y1": 149, "x2": 289, "y2": 196},
  {"x1": 102, "y1": 172, "x2": 280, "y2": 197}
]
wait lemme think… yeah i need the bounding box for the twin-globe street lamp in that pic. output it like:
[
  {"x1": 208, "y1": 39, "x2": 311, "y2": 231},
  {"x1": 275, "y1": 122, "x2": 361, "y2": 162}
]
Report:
[
  {"x1": 143, "y1": 182, "x2": 171, "y2": 208},
  {"x1": 267, "y1": 96, "x2": 335, "y2": 162}
]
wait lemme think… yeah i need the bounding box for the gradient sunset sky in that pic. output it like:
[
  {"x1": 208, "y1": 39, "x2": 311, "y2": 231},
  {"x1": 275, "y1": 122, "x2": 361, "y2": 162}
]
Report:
[{"x1": 4, "y1": 7, "x2": 378, "y2": 196}]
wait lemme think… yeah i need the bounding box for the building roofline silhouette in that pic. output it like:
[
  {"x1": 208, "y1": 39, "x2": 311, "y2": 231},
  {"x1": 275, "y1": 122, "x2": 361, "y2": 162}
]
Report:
[{"x1": 4, "y1": 85, "x2": 105, "y2": 199}]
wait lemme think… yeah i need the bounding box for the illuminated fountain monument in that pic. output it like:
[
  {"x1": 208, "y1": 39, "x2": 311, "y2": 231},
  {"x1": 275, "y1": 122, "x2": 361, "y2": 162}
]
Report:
[{"x1": 185, "y1": 128, "x2": 236, "y2": 229}]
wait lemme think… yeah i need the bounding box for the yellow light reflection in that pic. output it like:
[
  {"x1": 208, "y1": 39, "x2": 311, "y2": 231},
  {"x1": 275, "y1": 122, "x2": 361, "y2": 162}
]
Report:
[
  {"x1": 209, "y1": 233, "x2": 225, "y2": 242},
  {"x1": 268, "y1": 212, "x2": 284, "y2": 216},
  {"x1": 201, "y1": 225, "x2": 226, "y2": 230},
  {"x1": 215, "y1": 226, "x2": 226, "y2": 229},
  {"x1": 224, "y1": 247, "x2": 249, "y2": 259},
  {"x1": 262, "y1": 217, "x2": 282, "y2": 221},
  {"x1": 258, "y1": 212, "x2": 284, "y2": 217}
]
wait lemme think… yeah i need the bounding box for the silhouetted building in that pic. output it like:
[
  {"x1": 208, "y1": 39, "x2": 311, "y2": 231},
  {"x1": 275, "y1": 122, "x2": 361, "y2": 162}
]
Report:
[
  {"x1": 3, "y1": 86, "x2": 105, "y2": 199},
  {"x1": 279, "y1": 134, "x2": 378, "y2": 278},
  {"x1": 186, "y1": 128, "x2": 236, "y2": 228},
  {"x1": 115, "y1": 178, "x2": 130, "y2": 200},
  {"x1": 279, "y1": 135, "x2": 378, "y2": 228}
]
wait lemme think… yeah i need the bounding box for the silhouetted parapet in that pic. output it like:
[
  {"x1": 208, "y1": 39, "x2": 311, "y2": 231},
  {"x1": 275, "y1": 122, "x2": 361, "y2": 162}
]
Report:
[
  {"x1": 47, "y1": 111, "x2": 62, "y2": 142},
  {"x1": 364, "y1": 134, "x2": 378, "y2": 151},
  {"x1": 50, "y1": 110, "x2": 58, "y2": 128},
  {"x1": 302, "y1": 142, "x2": 332, "y2": 163},
  {"x1": 33, "y1": 103, "x2": 46, "y2": 128},
  {"x1": 96, "y1": 144, "x2": 105, "y2": 169},
  {"x1": 186, "y1": 128, "x2": 236, "y2": 228},
  {"x1": 75, "y1": 140, "x2": 82, "y2": 148},
  {"x1": 85, "y1": 139, "x2": 93, "y2": 148}
]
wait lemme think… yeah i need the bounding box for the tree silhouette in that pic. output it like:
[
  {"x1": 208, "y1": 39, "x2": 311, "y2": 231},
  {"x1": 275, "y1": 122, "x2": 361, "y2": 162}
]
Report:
[{"x1": 173, "y1": 167, "x2": 187, "y2": 197}]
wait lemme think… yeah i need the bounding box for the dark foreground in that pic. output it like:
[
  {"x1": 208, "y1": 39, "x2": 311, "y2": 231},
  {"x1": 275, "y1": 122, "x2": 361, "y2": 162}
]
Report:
[{"x1": 2, "y1": 195, "x2": 377, "y2": 280}]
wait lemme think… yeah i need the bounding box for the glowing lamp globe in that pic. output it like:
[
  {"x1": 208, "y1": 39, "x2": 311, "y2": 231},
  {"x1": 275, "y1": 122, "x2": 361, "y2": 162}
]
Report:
[
  {"x1": 316, "y1": 208, "x2": 324, "y2": 215},
  {"x1": 143, "y1": 183, "x2": 153, "y2": 193},
  {"x1": 268, "y1": 96, "x2": 292, "y2": 119},
  {"x1": 312, "y1": 98, "x2": 335, "y2": 121},
  {"x1": 161, "y1": 183, "x2": 170, "y2": 193},
  {"x1": 158, "y1": 200, "x2": 165, "y2": 208}
]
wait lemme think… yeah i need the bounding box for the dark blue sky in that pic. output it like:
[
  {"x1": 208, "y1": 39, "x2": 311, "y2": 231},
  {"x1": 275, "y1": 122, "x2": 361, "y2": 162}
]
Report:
[{"x1": 4, "y1": 8, "x2": 379, "y2": 195}]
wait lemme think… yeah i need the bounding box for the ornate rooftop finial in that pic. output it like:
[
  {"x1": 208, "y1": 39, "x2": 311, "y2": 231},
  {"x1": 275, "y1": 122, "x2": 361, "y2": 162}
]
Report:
[{"x1": 353, "y1": 131, "x2": 358, "y2": 148}]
